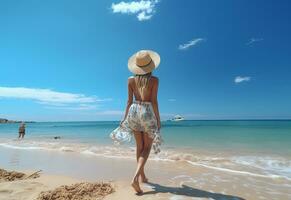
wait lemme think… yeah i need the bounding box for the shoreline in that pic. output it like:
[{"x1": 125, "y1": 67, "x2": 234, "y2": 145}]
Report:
[
  {"x1": 1, "y1": 139, "x2": 291, "y2": 182},
  {"x1": 1, "y1": 146, "x2": 291, "y2": 200}
]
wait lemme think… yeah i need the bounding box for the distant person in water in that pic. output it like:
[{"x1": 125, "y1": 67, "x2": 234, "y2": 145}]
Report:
[
  {"x1": 18, "y1": 122, "x2": 26, "y2": 139},
  {"x1": 110, "y1": 50, "x2": 162, "y2": 194}
]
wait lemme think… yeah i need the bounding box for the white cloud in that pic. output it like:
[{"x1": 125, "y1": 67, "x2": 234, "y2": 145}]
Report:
[
  {"x1": 111, "y1": 0, "x2": 159, "y2": 21},
  {"x1": 234, "y1": 76, "x2": 251, "y2": 83},
  {"x1": 137, "y1": 11, "x2": 152, "y2": 21},
  {"x1": 178, "y1": 38, "x2": 206, "y2": 50},
  {"x1": 0, "y1": 87, "x2": 110, "y2": 108},
  {"x1": 246, "y1": 38, "x2": 263, "y2": 45}
]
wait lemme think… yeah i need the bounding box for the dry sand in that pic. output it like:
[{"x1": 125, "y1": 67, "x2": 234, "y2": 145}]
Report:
[
  {"x1": 0, "y1": 169, "x2": 114, "y2": 200},
  {"x1": 0, "y1": 170, "x2": 148, "y2": 200},
  {"x1": 0, "y1": 169, "x2": 184, "y2": 200},
  {"x1": 1, "y1": 166, "x2": 290, "y2": 200},
  {"x1": 0, "y1": 168, "x2": 40, "y2": 182},
  {"x1": 0, "y1": 168, "x2": 247, "y2": 200}
]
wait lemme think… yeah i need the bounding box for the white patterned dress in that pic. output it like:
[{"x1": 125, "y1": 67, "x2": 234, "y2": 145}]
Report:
[{"x1": 110, "y1": 101, "x2": 162, "y2": 154}]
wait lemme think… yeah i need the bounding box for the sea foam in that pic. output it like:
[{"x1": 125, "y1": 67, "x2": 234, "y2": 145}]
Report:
[{"x1": 1, "y1": 139, "x2": 291, "y2": 181}]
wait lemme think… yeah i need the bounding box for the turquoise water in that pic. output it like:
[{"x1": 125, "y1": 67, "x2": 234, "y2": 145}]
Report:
[
  {"x1": 0, "y1": 120, "x2": 291, "y2": 154},
  {"x1": 1, "y1": 120, "x2": 291, "y2": 179}
]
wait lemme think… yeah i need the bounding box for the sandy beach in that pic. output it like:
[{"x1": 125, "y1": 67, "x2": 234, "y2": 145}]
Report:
[
  {"x1": 0, "y1": 168, "x2": 248, "y2": 200},
  {"x1": 1, "y1": 165, "x2": 290, "y2": 200},
  {"x1": 1, "y1": 145, "x2": 291, "y2": 200}
]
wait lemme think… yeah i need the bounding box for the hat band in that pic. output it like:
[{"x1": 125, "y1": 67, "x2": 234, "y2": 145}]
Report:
[{"x1": 136, "y1": 59, "x2": 152, "y2": 68}]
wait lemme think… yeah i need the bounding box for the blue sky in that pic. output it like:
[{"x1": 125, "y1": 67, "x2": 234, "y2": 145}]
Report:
[{"x1": 0, "y1": 0, "x2": 291, "y2": 121}]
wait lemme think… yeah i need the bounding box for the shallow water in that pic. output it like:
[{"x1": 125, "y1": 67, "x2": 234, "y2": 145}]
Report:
[{"x1": 0, "y1": 120, "x2": 291, "y2": 180}]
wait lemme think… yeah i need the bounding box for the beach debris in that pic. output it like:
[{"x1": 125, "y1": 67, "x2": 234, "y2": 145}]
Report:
[
  {"x1": 37, "y1": 182, "x2": 114, "y2": 200},
  {"x1": 0, "y1": 169, "x2": 41, "y2": 182},
  {"x1": 25, "y1": 170, "x2": 42, "y2": 179}
]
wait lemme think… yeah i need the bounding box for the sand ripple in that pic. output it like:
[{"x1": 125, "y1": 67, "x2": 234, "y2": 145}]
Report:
[
  {"x1": 0, "y1": 168, "x2": 40, "y2": 182},
  {"x1": 37, "y1": 182, "x2": 114, "y2": 200}
]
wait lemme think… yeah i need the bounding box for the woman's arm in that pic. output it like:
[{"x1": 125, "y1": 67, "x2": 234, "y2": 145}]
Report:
[
  {"x1": 151, "y1": 78, "x2": 161, "y2": 130},
  {"x1": 121, "y1": 78, "x2": 133, "y2": 124}
]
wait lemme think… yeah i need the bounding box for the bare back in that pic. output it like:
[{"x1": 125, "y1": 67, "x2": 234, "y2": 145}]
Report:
[
  {"x1": 124, "y1": 74, "x2": 160, "y2": 131},
  {"x1": 128, "y1": 76, "x2": 158, "y2": 102}
]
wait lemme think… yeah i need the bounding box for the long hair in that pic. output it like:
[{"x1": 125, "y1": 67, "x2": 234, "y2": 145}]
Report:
[{"x1": 134, "y1": 72, "x2": 152, "y2": 98}]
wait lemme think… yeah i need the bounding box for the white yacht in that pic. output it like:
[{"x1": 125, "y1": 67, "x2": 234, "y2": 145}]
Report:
[{"x1": 171, "y1": 115, "x2": 185, "y2": 121}]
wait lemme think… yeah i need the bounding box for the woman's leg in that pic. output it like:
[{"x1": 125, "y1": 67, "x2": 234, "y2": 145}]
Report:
[
  {"x1": 132, "y1": 133, "x2": 153, "y2": 192},
  {"x1": 133, "y1": 131, "x2": 143, "y2": 163},
  {"x1": 140, "y1": 133, "x2": 153, "y2": 182},
  {"x1": 133, "y1": 131, "x2": 147, "y2": 182},
  {"x1": 132, "y1": 131, "x2": 144, "y2": 193}
]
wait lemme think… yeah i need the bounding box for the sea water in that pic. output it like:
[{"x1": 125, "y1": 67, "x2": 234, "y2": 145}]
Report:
[{"x1": 0, "y1": 120, "x2": 291, "y2": 180}]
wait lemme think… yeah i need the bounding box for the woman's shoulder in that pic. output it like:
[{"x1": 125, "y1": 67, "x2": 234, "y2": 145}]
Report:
[{"x1": 127, "y1": 76, "x2": 135, "y2": 82}]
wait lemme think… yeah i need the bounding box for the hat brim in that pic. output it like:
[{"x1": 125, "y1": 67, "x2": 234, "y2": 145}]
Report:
[{"x1": 128, "y1": 50, "x2": 160, "y2": 75}]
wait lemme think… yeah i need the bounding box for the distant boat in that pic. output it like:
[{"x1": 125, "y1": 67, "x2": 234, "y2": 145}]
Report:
[{"x1": 171, "y1": 115, "x2": 185, "y2": 121}]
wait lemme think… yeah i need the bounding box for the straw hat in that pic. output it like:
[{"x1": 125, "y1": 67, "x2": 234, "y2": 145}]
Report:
[{"x1": 128, "y1": 50, "x2": 160, "y2": 75}]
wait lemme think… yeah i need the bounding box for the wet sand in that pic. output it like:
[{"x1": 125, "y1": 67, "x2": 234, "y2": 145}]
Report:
[{"x1": 0, "y1": 147, "x2": 291, "y2": 200}]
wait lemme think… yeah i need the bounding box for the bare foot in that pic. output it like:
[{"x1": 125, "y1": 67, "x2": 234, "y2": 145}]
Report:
[
  {"x1": 141, "y1": 176, "x2": 148, "y2": 183},
  {"x1": 140, "y1": 172, "x2": 148, "y2": 183},
  {"x1": 131, "y1": 180, "x2": 143, "y2": 194}
]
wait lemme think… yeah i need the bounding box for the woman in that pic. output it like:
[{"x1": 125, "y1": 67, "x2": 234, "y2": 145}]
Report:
[{"x1": 110, "y1": 50, "x2": 162, "y2": 194}]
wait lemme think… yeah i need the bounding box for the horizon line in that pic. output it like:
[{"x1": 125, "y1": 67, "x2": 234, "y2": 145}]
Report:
[{"x1": 2, "y1": 119, "x2": 290, "y2": 123}]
